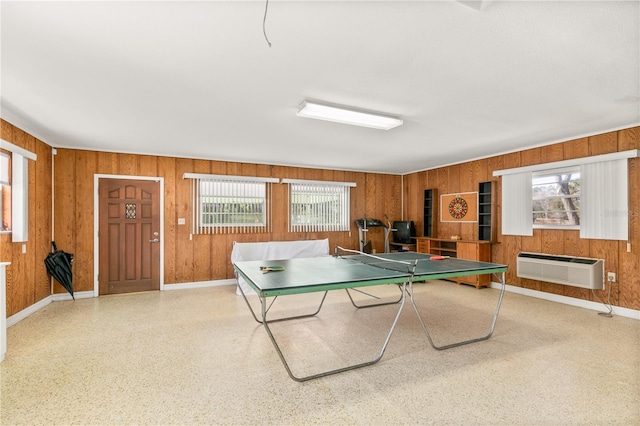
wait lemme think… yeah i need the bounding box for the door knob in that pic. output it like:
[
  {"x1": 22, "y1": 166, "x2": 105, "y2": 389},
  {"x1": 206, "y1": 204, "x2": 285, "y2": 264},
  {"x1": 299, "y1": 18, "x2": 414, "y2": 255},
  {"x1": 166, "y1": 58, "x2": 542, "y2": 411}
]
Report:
[{"x1": 149, "y1": 238, "x2": 159, "y2": 243}]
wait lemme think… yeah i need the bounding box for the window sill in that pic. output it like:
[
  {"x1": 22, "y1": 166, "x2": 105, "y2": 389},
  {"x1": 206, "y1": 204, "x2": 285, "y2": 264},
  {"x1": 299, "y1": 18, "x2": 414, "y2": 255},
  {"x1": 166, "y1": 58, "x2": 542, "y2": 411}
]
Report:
[{"x1": 533, "y1": 225, "x2": 580, "y2": 231}]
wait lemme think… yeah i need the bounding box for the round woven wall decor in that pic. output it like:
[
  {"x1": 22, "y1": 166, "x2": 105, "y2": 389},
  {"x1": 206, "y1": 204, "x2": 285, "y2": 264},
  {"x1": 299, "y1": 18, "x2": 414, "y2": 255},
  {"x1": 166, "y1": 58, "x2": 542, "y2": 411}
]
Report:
[{"x1": 448, "y1": 196, "x2": 468, "y2": 219}]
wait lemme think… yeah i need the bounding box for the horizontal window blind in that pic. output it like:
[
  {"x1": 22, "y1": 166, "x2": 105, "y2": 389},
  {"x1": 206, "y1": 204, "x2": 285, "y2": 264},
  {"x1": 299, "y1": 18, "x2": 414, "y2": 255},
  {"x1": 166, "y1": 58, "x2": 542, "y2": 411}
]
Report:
[{"x1": 184, "y1": 174, "x2": 278, "y2": 235}]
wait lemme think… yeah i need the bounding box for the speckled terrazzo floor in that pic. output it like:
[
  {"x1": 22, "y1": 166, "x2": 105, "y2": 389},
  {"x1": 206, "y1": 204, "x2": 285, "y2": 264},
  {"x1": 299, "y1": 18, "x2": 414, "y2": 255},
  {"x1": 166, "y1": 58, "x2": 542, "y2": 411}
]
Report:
[{"x1": 1, "y1": 281, "x2": 638, "y2": 425}]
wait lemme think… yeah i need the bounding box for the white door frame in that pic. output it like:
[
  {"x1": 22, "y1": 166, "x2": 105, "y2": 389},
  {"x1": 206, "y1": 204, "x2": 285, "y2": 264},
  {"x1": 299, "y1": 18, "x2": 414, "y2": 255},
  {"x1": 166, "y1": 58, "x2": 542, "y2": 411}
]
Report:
[{"x1": 93, "y1": 174, "x2": 165, "y2": 296}]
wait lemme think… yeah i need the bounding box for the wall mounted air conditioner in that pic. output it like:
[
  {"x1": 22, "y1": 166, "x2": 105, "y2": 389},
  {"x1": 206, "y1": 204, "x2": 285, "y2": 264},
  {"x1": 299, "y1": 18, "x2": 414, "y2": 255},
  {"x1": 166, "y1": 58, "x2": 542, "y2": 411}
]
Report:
[{"x1": 517, "y1": 252, "x2": 604, "y2": 290}]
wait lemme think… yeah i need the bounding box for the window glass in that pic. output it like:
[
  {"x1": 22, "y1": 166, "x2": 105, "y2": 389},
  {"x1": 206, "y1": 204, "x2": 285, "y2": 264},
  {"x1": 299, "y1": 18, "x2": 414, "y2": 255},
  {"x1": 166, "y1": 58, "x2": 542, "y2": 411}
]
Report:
[{"x1": 532, "y1": 169, "x2": 580, "y2": 228}]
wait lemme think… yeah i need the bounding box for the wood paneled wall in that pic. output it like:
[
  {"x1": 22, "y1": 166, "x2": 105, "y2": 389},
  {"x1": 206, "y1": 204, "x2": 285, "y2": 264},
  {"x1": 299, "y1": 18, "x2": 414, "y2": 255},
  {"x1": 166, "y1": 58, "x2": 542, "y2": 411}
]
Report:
[
  {"x1": 3, "y1": 118, "x2": 638, "y2": 316},
  {"x1": 404, "y1": 126, "x2": 640, "y2": 310},
  {"x1": 0, "y1": 120, "x2": 53, "y2": 317},
  {"x1": 50, "y1": 149, "x2": 402, "y2": 295}
]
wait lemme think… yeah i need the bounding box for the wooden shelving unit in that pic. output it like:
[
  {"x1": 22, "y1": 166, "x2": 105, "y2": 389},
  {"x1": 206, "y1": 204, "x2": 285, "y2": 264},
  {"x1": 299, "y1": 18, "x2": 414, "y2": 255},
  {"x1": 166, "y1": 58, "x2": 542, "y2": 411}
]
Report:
[
  {"x1": 417, "y1": 238, "x2": 457, "y2": 257},
  {"x1": 389, "y1": 241, "x2": 416, "y2": 252},
  {"x1": 478, "y1": 181, "x2": 495, "y2": 242},
  {"x1": 415, "y1": 237, "x2": 493, "y2": 288},
  {"x1": 423, "y1": 188, "x2": 438, "y2": 237}
]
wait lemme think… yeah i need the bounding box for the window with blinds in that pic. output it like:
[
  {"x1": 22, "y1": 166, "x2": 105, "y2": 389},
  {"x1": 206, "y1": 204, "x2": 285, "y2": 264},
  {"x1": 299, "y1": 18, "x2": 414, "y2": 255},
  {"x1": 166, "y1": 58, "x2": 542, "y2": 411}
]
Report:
[
  {"x1": 494, "y1": 149, "x2": 637, "y2": 240},
  {"x1": 284, "y1": 179, "x2": 356, "y2": 232},
  {"x1": 0, "y1": 139, "x2": 36, "y2": 242},
  {"x1": 0, "y1": 152, "x2": 11, "y2": 232},
  {"x1": 184, "y1": 173, "x2": 278, "y2": 234}
]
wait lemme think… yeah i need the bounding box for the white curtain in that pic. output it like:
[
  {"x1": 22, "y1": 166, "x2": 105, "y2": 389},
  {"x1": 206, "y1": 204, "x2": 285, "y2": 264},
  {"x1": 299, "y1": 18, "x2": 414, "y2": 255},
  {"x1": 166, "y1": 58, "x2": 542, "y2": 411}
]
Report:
[
  {"x1": 501, "y1": 171, "x2": 533, "y2": 236},
  {"x1": 580, "y1": 159, "x2": 628, "y2": 241},
  {"x1": 11, "y1": 153, "x2": 29, "y2": 242}
]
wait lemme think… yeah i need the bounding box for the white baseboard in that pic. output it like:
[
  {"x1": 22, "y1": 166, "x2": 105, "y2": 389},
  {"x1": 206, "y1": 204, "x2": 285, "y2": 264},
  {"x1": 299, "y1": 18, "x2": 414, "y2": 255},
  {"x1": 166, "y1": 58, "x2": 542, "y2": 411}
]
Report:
[
  {"x1": 7, "y1": 291, "x2": 95, "y2": 327},
  {"x1": 163, "y1": 279, "x2": 236, "y2": 291},
  {"x1": 7, "y1": 296, "x2": 52, "y2": 327},
  {"x1": 490, "y1": 282, "x2": 640, "y2": 320},
  {"x1": 51, "y1": 291, "x2": 95, "y2": 302},
  {"x1": 9, "y1": 280, "x2": 636, "y2": 330},
  {"x1": 5, "y1": 282, "x2": 235, "y2": 329}
]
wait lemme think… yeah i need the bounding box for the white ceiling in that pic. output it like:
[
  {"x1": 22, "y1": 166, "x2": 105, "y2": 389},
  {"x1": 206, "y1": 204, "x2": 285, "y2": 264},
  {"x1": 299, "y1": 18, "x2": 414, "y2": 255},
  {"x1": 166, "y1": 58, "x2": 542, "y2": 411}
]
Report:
[{"x1": 1, "y1": 1, "x2": 639, "y2": 175}]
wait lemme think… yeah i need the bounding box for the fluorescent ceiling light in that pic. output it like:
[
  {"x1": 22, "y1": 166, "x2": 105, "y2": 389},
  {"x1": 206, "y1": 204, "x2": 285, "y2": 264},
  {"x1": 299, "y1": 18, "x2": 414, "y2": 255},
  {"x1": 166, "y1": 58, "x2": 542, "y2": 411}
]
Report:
[{"x1": 297, "y1": 100, "x2": 403, "y2": 130}]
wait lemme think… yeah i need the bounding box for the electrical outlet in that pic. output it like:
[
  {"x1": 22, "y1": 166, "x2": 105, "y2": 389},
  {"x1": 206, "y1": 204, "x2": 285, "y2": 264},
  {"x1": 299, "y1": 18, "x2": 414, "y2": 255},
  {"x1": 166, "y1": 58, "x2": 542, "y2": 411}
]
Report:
[{"x1": 607, "y1": 272, "x2": 616, "y2": 283}]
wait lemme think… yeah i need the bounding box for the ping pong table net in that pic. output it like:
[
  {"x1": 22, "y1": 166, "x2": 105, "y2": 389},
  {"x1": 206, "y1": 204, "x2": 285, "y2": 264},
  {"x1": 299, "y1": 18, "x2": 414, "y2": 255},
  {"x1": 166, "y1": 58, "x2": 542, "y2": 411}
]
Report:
[{"x1": 334, "y1": 246, "x2": 418, "y2": 275}]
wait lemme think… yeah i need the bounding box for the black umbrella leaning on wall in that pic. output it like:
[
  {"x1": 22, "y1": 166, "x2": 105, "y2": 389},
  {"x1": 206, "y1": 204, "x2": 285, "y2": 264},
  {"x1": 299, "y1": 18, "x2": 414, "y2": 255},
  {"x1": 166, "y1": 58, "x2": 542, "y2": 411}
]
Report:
[{"x1": 44, "y1": 241, "x2": 74, "y2": 300}]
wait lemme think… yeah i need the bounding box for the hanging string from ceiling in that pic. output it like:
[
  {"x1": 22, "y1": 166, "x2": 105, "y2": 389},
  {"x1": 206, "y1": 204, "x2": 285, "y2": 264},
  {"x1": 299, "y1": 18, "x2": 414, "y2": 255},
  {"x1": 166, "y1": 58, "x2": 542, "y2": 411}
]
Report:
[{"x1": 263, "y1": 0, "x2": 272, "y2": 47}]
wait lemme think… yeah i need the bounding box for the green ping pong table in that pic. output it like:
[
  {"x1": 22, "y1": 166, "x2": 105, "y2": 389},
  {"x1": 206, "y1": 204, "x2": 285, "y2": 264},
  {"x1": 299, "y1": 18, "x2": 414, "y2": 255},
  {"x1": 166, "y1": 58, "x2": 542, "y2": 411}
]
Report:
[{"x1": 233, "y1": 249, "x2": 508, "y2": 382}]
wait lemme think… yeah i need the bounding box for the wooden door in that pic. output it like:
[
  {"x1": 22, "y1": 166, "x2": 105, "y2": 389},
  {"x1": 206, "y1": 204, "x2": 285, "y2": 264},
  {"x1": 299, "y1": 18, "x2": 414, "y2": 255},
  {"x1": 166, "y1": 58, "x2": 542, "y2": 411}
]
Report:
[{"x1": 99, "y1": 179, "x2": 160, "y2": 295}]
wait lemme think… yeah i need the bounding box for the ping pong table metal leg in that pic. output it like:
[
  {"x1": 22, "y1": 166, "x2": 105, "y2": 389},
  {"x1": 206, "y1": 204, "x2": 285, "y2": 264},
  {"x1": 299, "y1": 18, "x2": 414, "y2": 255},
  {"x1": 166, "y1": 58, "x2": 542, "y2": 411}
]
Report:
[
  {"x1": 410, "y1": 271, "x2": 506, "y2": 350},
  {"x1": 236, "y1": 273, "x2": 330, "y2": 324},
  {"x1": 261, "y1": 282, "x2": 408, "y2": 382},
  {"x1": 344, "y1": 285, "x2": 403, "y2": 309}
]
